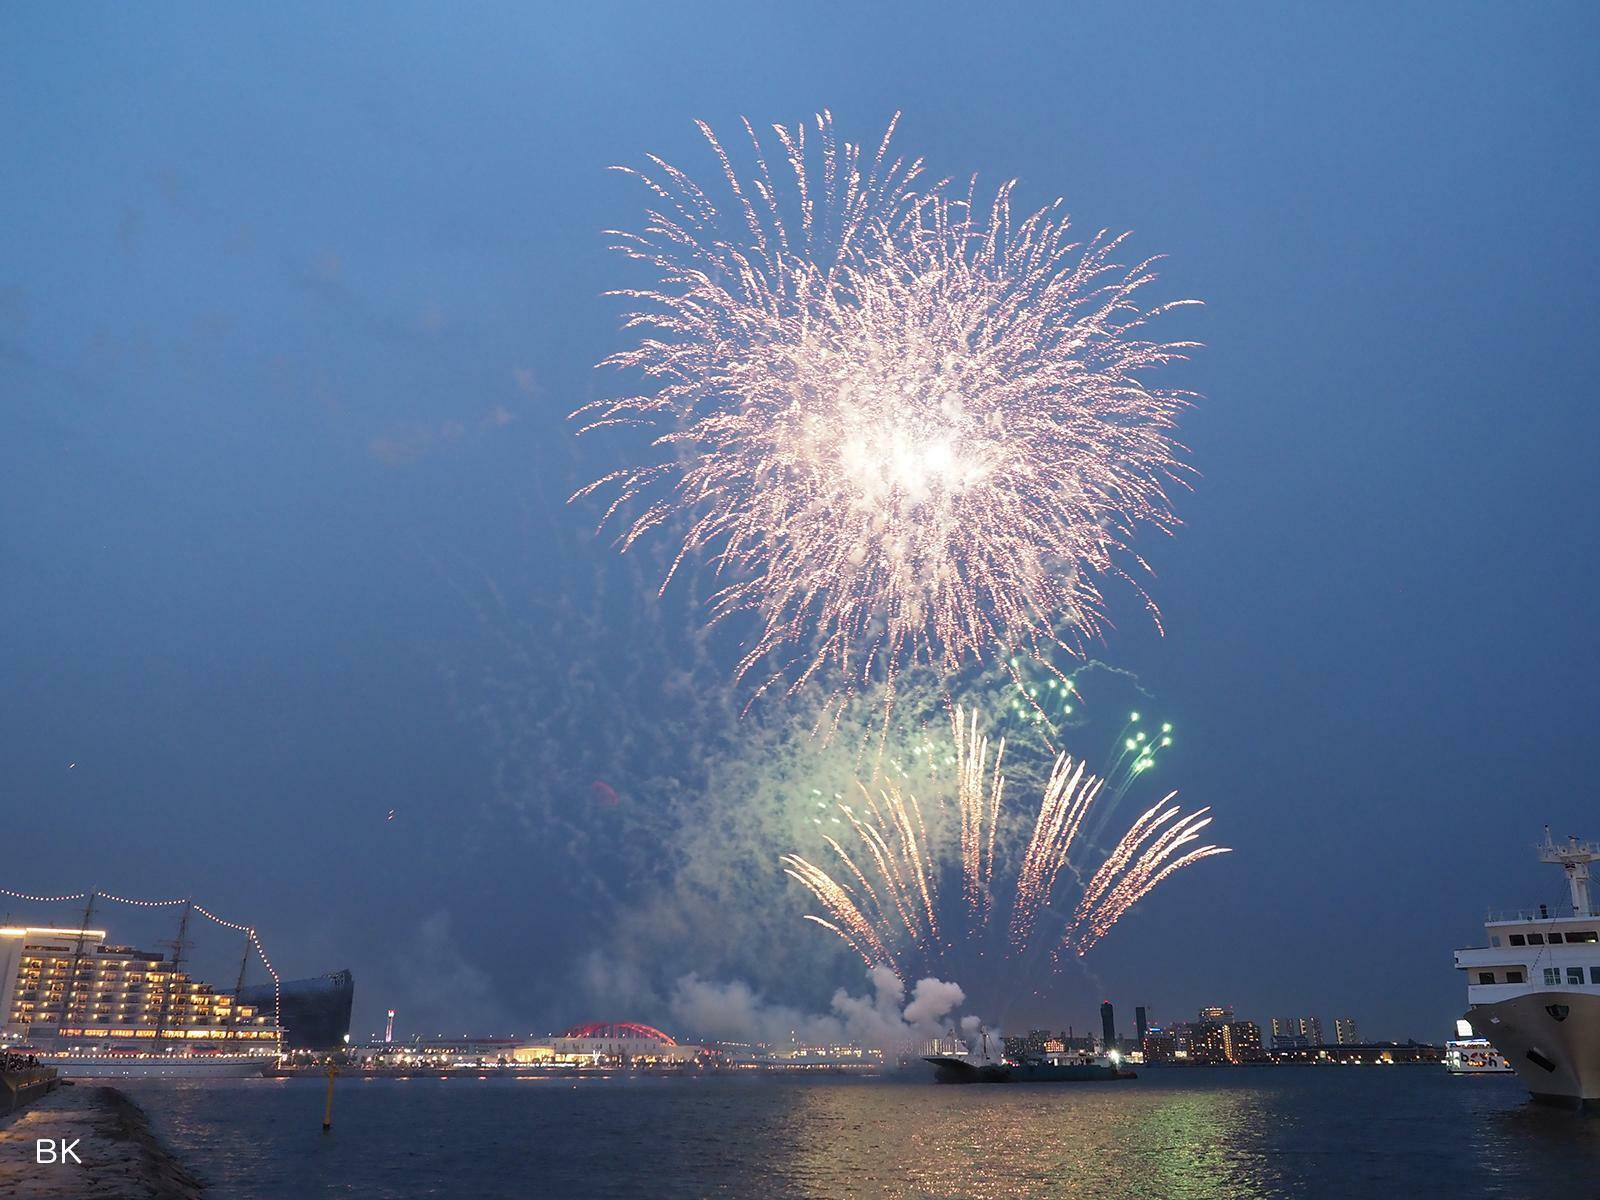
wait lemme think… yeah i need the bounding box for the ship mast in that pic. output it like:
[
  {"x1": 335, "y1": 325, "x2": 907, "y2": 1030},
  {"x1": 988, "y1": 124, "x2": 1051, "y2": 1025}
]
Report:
[
  {"x1": 227, "y1": 929, "x2": 252, "y2": 1043},
  {"x1": 1540, "y1": 826, "x2": 1599, "y2": 917},
  {"x1": 64, "y1": 891, "x2": 97, "y2": 1028},
  {"x1": 156, "y1": 899, "x2": 194, "y2": 1053}
]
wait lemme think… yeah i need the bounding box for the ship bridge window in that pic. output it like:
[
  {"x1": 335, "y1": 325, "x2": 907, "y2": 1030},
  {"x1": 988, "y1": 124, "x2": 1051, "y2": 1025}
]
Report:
[
  {"x1": 1544, "y1": 968, "x2": 1561, "y2": 986},
  {"x1": 1568, "y1": 968, "x2": 1585, "y2": 986},
  {"x1": 1478, "y1": 972, "x2": 1496, "y2": 985},
  {"x1": 1507, "y1": 970, "x2": 1524, "y2": 983},
  {"x1": 1548, "y1": 933, "x2": 1564, "y2": 944},
  {"x1": 1527, "y1": 934, "x2": 1545, "y2": 945},
  {"x1": 1591, "y1": 968, "x2": 1600, "y2": 985},
  {"x1": 1565, "y1": 930, "x2": 1598, "y2": 944},
  {"x1": 1509, "y1": 934, "x2": 1527, "y2": 946}
]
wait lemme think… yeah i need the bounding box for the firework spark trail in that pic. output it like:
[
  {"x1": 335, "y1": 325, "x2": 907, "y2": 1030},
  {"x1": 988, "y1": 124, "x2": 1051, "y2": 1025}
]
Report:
[
  {"x1": 1065, "y1": 805, "x2": 1230, "y2": 955},
  {"x1": 574, "y1": 113, "x2": 1197, "y2": 713},
  {"x1": 780, "y1": 855, "x2": 893, "y2": 969},
  {"x1": 856, "y1": 781, "x2": 940, "y2": 947},
  {"x1": 1008, "y1": 749, "x2": 1103, "y2": 950},
  {"x1": 784, "y1": 707, "x2": 1225, "y2": 977},
  {"x1": 954, "y1": 706, "x2": 1005, "y2": 918},
  {"x1": 1073, "y1": 797, "x2": 1176, "y2": 916}
]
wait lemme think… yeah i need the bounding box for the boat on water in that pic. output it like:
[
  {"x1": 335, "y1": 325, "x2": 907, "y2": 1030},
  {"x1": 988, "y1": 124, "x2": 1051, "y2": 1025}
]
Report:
[
  {"x1": 1444, "y1": 1039, "x2": 1513, "y2": 1074},
  {"x1": 1453, "y1": 829, "x2": 1600, "y2": 1109},
  {"x1": 1443, "y1": 1020, "x2": 1513, "y2": 1074},
  {"x1": 926, "y1": 1050, "x2": 1136, "y2": 1084}
]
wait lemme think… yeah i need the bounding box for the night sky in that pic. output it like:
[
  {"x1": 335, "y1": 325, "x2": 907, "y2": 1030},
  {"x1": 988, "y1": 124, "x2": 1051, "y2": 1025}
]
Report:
[{"x1": 5, "y1": 2, "x2": 1599, "y2": 1044}]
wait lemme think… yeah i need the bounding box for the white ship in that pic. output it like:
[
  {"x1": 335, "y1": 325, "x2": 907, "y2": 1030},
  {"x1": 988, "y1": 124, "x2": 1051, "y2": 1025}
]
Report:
[
  {"x1": 1, "y1": 898, "x2": 281, "y2": 1079},
  {"x1": 1443, "y1": 1021, "x2": 1513, "y2": 1074},
  {"x1": 1454, "y1": 830, "x2": 1600, "y2": 1109},
  {"x1": 33, "y1": 1051, "x2": 272, "y2": 1079}
]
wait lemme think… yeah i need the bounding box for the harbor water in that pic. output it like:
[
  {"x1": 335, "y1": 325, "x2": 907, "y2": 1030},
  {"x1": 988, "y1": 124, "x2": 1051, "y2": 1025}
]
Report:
[{"x1": 123, "y1": 1068, "x2": 1599, "y2": 1199}]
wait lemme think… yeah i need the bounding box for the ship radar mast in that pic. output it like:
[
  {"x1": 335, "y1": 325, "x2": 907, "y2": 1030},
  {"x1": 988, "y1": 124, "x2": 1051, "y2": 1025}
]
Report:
[{"x1": 1539, "y1": 826, "x2": 1599, "y2": 917}]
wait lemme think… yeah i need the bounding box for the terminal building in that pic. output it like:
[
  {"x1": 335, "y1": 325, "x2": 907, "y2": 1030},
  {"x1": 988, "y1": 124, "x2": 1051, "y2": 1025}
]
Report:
[
  {"x1": 509, "y1": 1022, "x2": 702, "y2": 1065},
  {"x1": 358, "y1": 1021, "x2": 704, "y2": 1068},
  {"x1": 238, "y1": 970, "x2": 353, "y2": 1051}
]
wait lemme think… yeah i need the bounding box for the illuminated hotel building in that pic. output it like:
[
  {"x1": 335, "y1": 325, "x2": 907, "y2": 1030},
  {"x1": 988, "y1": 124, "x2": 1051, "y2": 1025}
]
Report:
[
  {"x1": 1220, "y1": 1019, "x2": 1263, "y2": 1063},
  {"x1": 0, "y1": 925, "x2": 277, "y2": 1049}
]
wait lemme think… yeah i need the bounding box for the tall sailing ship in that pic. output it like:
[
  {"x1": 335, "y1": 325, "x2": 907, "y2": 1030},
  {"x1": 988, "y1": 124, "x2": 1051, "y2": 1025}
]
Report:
[
  {"x1": 1454, "y1": 830, "x2": 1600, "y2": 1109},
  {"x1": 0, "y1": 896, "x2": 281, "y2": 1078}
]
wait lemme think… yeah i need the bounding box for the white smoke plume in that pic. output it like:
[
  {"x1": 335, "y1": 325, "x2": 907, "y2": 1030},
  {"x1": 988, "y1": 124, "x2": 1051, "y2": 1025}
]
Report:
[{"x1": 667, "y1": 965, "x2": 977, "y2": 1051}]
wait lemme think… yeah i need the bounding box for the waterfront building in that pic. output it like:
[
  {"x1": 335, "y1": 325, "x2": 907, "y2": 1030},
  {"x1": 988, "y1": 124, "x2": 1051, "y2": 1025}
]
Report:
[
  {"x1": 1135, "y1": 1006, "x2": 1148, "y2": 1048},
  {"x1": 1222, "y1": 1020, "x2": 1264, "y2": 1063},
  {"x1": 1268, "y1": 1041, "x2": 1439, "y2": 1066},
  {"x1": 1190, "y1": 1019, "x2": 1263, "y2": 1064},
  {"x1": 1269, "y1": 1017, "x2": 1303, "y2": 1049},
  {"x1": 1188, "y1": 1022, "x2": 1228, "y2": 1063},
  {"x1": 1270, "y1": 1015, "x2": 1323, "y2": 1049},
  {"x1": 1100, "y1": 1001, "x2": 1115, "y2": 1049},
  {"x1": 1142, "y1": 1027, "x2": 1176, "y2": 1063},
  {"x1": 0, "y1": 925, "x2": 277, "y2": 1052},
  {"x1": 1003, "y1": 1029, "x2": 1050, "y2": 1059},
  {"x1": 511, "y1": 1022, "x2": 702, "y2": 1066},
  {"x1": 1198, "y1": 1005, "x2": 1233, "y2": 1023},
  {"x1": 237, "y1": 970, "x2": 352, "y2": 1051},
  {"x1": 1334, "y1": 1017, "x2": 1359, "y2": 1044},
  {"x1": 359, "y1": 1022, "x2": 707, "y2": 1068}
]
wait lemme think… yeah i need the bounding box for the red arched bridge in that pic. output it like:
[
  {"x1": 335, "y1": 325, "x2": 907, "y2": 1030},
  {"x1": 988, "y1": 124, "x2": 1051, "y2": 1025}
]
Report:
[{"x1": 559, "y1": 1021, "x2": 677, "y2": 1046}]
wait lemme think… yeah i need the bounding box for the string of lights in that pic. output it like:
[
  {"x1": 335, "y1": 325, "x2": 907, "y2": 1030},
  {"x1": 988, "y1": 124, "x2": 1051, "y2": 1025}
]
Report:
[
  {"x1": 0, "y1": 887, "x2": 89, "y2": 904},
  {"x1": 1, "y1": 887, "x2": 282, "y2": 1023}
]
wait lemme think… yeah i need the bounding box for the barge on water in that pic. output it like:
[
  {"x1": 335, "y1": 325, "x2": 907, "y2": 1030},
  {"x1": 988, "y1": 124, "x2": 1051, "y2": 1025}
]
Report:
[{"x1": 926, "y1": 1051, "x2": 1137, "y2": 1084}]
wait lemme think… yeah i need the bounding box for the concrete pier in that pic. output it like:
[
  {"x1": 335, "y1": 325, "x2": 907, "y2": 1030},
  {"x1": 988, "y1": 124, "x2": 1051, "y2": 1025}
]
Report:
[
  {"x1": 0, "y1": 1084, "x2": 204, "y2": 1198},
  {"x1": 2, "y1": 1067, "x2": 58, "y2": 1115}
]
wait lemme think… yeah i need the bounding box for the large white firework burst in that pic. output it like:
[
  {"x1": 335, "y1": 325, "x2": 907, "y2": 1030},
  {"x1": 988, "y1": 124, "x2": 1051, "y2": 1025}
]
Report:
[{"x1": 574, "y1": 112, "x2": 1199, "y2": 707}]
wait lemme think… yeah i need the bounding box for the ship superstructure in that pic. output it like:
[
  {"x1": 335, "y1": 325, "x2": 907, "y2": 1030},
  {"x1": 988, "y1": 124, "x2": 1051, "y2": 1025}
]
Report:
[
  {"x1": 1454, "y1": 830, "x2": 1600, "y2": 1108},
  {"x1": 0, "y1": 898, "x2": 280, "y2": 1076}
]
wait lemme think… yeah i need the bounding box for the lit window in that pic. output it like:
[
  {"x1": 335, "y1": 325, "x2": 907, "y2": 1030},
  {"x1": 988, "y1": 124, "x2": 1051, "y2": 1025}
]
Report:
[{"x1": 1565, "y1": 930, "x2": 1598, "y2": 944}]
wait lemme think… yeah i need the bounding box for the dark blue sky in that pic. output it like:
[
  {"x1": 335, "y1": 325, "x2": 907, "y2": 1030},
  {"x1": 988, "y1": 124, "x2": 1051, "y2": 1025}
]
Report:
[{"x1": 4, "y1": 2, "x2": 1599, "y2": 1042}]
